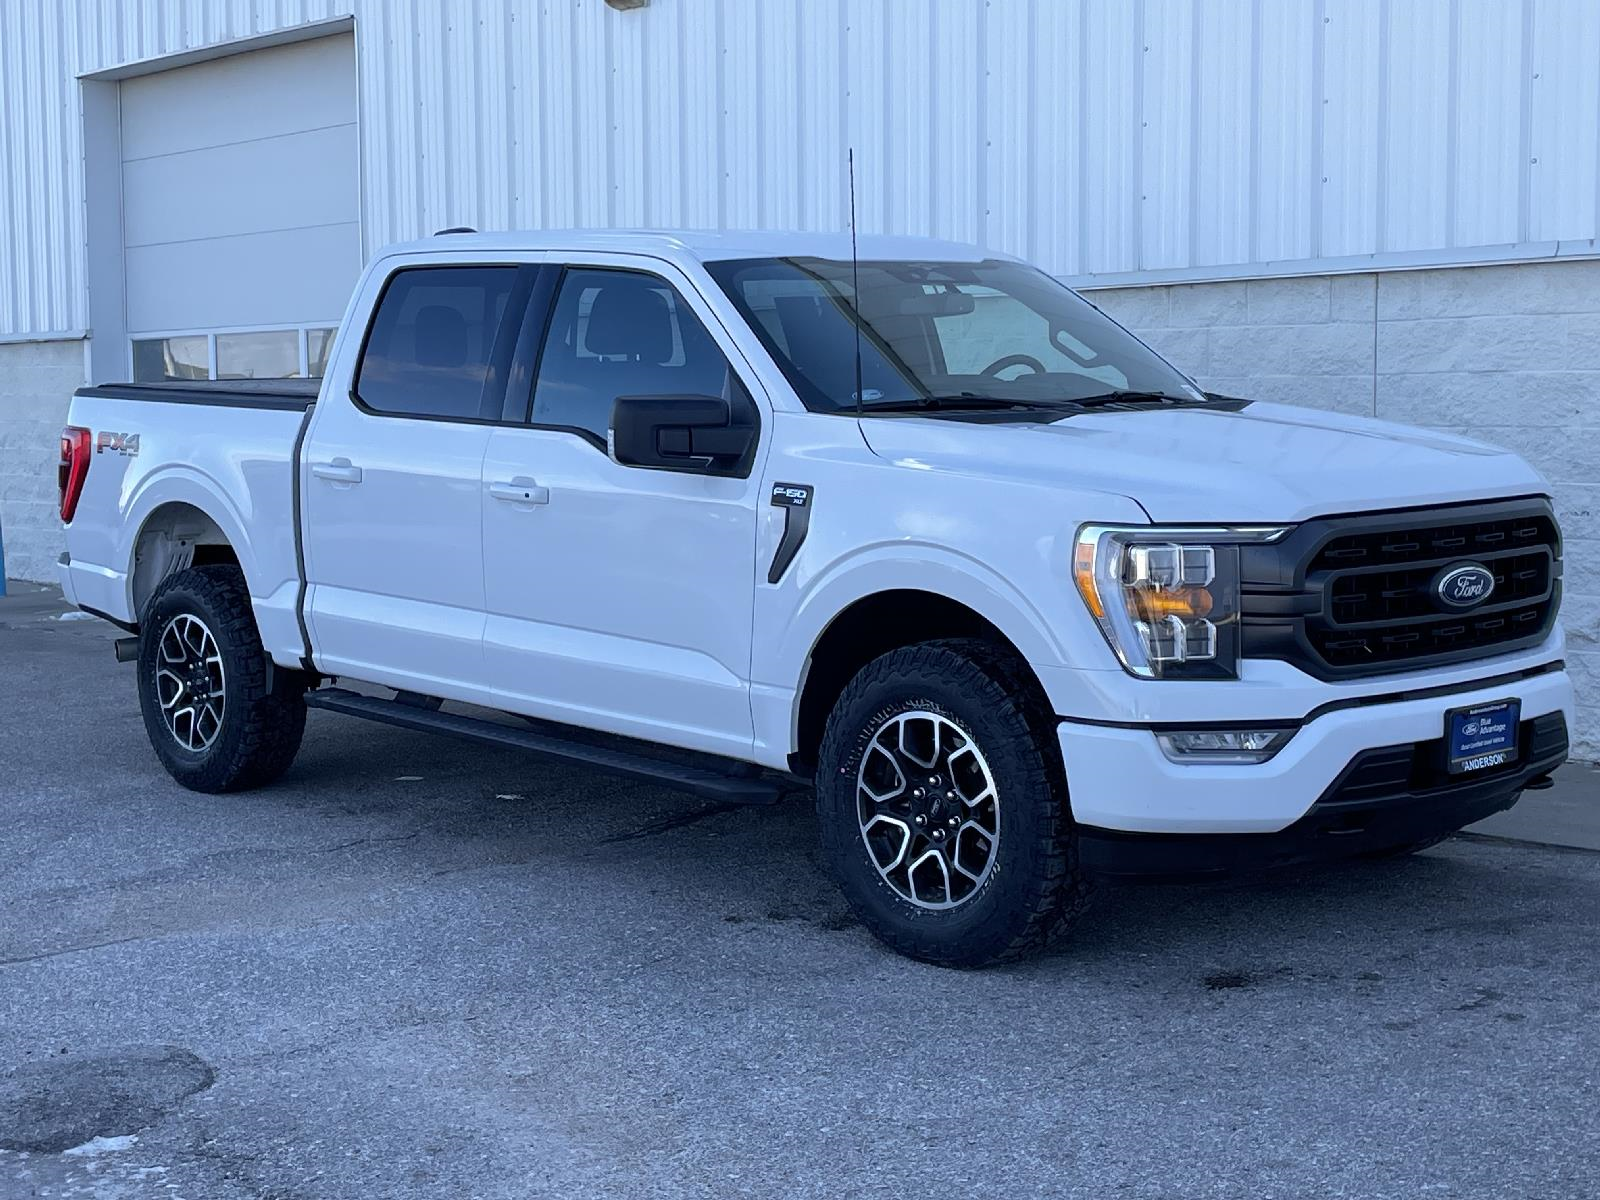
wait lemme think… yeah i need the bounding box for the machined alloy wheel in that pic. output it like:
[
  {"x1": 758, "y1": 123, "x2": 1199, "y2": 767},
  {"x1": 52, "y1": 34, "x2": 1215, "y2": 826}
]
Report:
[
  {"x1": 857, "y1": 710, "x2": 1000, "y2": 909},
  {"x1": 137, "y1": 564, "x2": 308, "y2": 793},
  {"x1": 155, "y1": 613, "x2": 227, "y2": 752},
  {"x1": 816, "y1": 639, "x2": 1090, "y2": 967}
]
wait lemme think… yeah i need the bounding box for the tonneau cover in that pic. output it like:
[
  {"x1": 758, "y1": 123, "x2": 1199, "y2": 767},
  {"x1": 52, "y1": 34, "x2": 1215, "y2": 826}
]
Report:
[{"x1": 75, "y1": 379, "x2": 320, "y2": 411}]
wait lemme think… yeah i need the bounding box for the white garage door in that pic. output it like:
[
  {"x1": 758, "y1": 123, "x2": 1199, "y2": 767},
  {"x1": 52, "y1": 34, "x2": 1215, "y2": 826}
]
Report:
[{"x1": 121, "y1": 35, "x2": 359, "y2": 382}]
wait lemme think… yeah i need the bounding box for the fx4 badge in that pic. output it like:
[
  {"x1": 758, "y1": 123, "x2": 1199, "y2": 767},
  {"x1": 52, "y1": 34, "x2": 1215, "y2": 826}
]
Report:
[{"x1": 96, "y1": 431, "x2": 141, "y2": 457}]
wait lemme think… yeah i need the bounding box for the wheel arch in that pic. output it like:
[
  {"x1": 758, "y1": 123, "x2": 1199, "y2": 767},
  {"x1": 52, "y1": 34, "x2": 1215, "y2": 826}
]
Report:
[
  {"x1": 126, "y1": 495, "x2": 247, "y2": 623},
  {"x1": 791, "y1": 588, "x2": 1054, "y2": 775}
]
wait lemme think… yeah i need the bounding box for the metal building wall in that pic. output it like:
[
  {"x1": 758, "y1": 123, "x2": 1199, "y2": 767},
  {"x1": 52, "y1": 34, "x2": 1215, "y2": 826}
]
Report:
[{"x1": 5, "y1": 0, "x2": 1600, "y2": 339}]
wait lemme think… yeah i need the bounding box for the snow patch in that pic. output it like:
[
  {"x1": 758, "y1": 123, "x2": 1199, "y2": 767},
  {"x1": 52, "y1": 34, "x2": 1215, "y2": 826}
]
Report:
[{"x1": 63, "y1": 1134, "x2": 139, "y2": 1157}]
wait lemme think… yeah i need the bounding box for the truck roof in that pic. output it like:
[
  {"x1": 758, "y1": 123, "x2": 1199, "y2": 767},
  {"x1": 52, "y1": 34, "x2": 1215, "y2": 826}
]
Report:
[{"x1": 378, "y1": 228, "x2": 1010, "y2": 265}]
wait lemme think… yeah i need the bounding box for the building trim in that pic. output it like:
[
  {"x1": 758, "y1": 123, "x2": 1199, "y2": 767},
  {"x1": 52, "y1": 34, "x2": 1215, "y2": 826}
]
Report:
[
  {"x1": 80, "y1": 76, "x2": 124, "y2": 386},
  {"x1": 75, "y1": 15, "x2": 355, "y2": 81},
  {"x1": 1069, "y1": 238, "x2": 1600, "y2": 289},
  {"x1": 0, "y1": 330, "x2": 88, "y2": 345}
]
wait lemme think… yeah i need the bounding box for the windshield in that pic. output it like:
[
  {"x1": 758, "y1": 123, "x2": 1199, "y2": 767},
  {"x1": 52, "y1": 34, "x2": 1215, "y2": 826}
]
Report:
[{"x1": 705, "y1": 256, "x2": 1202, "y2": 413}]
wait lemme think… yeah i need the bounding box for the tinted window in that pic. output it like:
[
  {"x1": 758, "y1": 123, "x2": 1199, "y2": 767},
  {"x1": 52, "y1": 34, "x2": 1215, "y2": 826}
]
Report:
[
  {"x1": 532, "y1": 268, "x2": 746, "y2": 444},
  {"x1": 706, "y1": 257, "x2": 1200, "y2": 413},
  {"x1": 356, "y1": 267, "x2": 520, "y2": 420}
]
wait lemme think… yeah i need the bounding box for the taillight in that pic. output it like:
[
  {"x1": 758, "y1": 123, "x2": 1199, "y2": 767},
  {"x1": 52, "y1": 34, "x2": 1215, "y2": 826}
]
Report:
[{"x1": 59, "y1": 426, "x2": 91, "y2": 523}]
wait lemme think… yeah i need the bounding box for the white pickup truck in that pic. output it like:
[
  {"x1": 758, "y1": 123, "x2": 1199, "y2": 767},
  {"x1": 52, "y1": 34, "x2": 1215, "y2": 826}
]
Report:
[{"x1": 59, "y1": 230, "x2": 1572, "y2": 965}]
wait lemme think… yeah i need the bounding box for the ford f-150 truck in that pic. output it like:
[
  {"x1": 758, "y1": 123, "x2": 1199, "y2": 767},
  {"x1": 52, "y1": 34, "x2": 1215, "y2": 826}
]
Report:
[{"x1": 59, "y1": 230, "x2": 1572, "y2": 966}]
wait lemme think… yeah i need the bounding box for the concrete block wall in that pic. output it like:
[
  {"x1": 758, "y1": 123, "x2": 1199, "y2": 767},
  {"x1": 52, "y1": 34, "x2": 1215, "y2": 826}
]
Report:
[
  {"x1": 0, "y1": 339, "x2": 85, "y2": 584},
  {"x1": 1088, "y1": 259, "x2": 1600, "y2": 762}
]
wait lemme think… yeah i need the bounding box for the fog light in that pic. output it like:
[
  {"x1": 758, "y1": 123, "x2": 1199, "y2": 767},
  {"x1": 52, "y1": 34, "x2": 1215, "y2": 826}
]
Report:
[{"x1": 1157, "y1": 729, "x2": 1294, "y2": 764}]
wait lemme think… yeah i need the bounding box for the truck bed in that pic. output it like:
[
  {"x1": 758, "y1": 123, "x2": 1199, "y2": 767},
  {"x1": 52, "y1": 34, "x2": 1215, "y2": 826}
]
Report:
[
  {"x1": 76, "y1": 378, "x2": 320, "y2": 410},
  {"x1": 62, "y1": 377, "x2": 315, "y2": 652}
]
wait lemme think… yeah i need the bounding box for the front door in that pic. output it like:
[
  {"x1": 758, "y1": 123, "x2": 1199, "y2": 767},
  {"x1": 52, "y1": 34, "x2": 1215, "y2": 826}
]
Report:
[
  {"x1": 480, "y1": 263, "x2": 766, "y2": 759},
  {"x1": 303, "y1": 262, "x2": 534, "y2": 694}
]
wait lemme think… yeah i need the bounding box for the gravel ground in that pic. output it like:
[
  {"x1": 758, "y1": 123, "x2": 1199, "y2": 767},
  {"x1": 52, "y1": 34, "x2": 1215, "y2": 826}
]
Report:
[{"x1": 2, "y1": 597, "x2": 1597, "y2": 1199}]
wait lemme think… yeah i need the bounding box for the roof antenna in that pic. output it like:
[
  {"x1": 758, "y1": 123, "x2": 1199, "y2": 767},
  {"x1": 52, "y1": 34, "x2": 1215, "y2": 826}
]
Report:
[{"x1": 848, "y1": 147, "x2": 864, "y2": 421}]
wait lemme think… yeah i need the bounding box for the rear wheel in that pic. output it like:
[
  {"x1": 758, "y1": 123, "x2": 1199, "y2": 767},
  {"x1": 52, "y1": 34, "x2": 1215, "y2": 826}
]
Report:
[
  {"x1": 816, "y1": 639, "x2": 1089, "y2": 967},
  {"x1": 137, "y1": 565, "x2": 308, "y2": 792}
]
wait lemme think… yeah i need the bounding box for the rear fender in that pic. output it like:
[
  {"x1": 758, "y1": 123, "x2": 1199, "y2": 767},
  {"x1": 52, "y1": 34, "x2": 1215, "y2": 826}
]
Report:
[{"x1": 120, "y1": 469, "x2": 258, "y2": 621}]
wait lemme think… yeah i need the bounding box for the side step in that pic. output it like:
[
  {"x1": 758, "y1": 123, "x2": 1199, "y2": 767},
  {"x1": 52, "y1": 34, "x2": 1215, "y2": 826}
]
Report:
[{"x1": 303, "y1": 687, "x2": 787, "y2": 804}]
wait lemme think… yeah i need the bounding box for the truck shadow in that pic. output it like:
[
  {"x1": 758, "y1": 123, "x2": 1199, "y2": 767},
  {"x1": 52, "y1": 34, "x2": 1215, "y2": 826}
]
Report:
[{"x1": 284, "y1": 712, "x2": 1587, "y2": 984}]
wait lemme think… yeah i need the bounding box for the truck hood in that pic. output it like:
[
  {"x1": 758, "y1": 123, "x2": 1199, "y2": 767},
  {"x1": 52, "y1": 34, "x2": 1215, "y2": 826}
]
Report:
[{"x1": 857, "y1": 400, "x2": 1549, "y2": 524}]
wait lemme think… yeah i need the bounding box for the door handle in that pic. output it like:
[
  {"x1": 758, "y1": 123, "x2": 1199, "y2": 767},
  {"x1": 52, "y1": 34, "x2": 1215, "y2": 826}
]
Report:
[
  {"x1": 311, "y1": 458, "x2": 363, "y2": 484},
  {"x1": 489, "y1": 477, "x2": 550, "y2": 505}
]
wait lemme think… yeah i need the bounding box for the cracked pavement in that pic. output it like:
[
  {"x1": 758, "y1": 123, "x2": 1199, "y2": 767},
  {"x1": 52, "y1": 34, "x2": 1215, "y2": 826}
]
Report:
[{"x1": 2, "y1": 598, "x2": 1598, "y2": 1198}]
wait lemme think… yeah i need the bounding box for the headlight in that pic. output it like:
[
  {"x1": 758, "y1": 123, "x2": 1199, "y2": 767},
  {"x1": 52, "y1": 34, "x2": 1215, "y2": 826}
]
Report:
[{"x1": 1073, "y1": 525, "x2": 1288, "y2": 679}]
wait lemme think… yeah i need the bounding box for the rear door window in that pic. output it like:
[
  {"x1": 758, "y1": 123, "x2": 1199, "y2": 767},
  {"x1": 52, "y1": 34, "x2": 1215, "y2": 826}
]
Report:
[{"x1": 355, "y1": 266, "x2": 524, "y2": 420}]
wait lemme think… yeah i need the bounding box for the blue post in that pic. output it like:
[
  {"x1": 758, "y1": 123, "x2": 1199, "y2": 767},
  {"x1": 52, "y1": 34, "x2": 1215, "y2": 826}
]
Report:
[{"x1": 0, "y1": 514, "x2": 7, "y2": 597}]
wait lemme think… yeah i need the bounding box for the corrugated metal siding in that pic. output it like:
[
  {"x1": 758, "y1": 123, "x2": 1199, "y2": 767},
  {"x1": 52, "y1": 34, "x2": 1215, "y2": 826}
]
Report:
[
  {"x1": 0, "y1": 2, "x2": 83, "y2": 338},
  {"x1": 1, "y1": 0, "x2": 349, "y2": 337},
  {"x1": 5, "y1": 0, "x2": 1600, "y2": 337}
]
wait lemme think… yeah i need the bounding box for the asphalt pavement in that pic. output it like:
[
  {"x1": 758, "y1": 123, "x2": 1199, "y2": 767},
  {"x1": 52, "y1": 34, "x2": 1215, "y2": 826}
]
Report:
[{"x1": 2, "y1": 584, "x2": 1598, "y2": 1199}]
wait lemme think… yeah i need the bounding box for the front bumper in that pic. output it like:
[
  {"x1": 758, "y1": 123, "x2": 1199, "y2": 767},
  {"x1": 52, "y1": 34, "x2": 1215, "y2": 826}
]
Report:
[
  {"x1": 1059, "y1": 662, "x2": 1573, "y2": 841},
  {"x1": 1076, "y1": 712, "x2": 1568, "y2": 878}
]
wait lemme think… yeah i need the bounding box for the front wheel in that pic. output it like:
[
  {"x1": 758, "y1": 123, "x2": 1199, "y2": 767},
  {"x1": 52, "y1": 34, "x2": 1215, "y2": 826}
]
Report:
[
  {"x1": 815, "y1": 639, "x2": 1089, "y2": 967},
  {"x1": 137, "y1": 565, "x2": 308, "y2": 793}
]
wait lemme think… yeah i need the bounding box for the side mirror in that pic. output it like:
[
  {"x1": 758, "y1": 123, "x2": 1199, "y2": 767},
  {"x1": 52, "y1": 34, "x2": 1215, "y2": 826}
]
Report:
[{"x1": 611, "y1": 395, "x2": 755, "y2": 474}]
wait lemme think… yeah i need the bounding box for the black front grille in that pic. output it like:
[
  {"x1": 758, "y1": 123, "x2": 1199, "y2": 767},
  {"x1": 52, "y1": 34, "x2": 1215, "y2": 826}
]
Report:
[
  {"x1": 1326, "y1": 549, "x2": 1549, "y2": 623},
  {"x1": 1241, "y1": 497, "x2": 1563, "y2": 681}
]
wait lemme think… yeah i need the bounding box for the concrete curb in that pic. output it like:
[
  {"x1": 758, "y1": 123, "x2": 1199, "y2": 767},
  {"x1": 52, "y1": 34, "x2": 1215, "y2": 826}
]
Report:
[{"x1": 1466, "y1": 761, "x2": 1600, "y2": 852}]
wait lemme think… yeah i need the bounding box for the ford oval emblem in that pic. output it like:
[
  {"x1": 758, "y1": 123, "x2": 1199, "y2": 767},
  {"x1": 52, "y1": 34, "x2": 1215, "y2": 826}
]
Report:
[{"x1": 1434, "y1": 563, "x2": 1496, "y2": 609}]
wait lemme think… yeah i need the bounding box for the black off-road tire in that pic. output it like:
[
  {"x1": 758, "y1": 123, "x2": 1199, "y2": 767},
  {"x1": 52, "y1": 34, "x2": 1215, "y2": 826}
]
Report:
[
  {"x1": 137, "y1": 564, "x2": 308, "y2": 793},
  {"x1": 816, "y1": 638, "x2": 1090, "y2": 967}
]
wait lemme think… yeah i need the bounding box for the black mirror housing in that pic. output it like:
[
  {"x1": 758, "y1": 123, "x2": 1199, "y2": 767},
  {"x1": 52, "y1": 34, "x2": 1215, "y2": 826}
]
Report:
[{"x1": 611, "y1": 394, "x2": 756, "y2": 475}]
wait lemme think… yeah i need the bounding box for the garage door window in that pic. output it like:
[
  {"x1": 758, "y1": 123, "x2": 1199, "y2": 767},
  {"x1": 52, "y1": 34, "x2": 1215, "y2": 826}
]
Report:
[
  {"x1": 131, "y1": 335, "x2": 209, "y2": 381},
  {"x1": 217, "y1": 331, "x2": 300, "y2": 379},
  {"x1": 131, "y1": 326, "x2": 341, "y2": 382},
  {"x1": 307, "y1": 327, "x2": 338, "y2": 377}
]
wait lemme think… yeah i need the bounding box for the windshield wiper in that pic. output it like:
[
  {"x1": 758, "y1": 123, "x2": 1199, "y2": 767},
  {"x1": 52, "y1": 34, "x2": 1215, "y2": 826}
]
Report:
[
  {"x1": 858, "y1": 393, "x2": 1082, "y2": 413},
  {"x1": 1068, "y1": 389, "x2": 1204, "y2": 407}
]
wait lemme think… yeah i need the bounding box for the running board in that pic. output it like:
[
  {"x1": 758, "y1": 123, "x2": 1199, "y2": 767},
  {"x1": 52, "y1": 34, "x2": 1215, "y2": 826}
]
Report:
[{"x1": 303, "y1": 687, "x2": 787, "y2": 804}]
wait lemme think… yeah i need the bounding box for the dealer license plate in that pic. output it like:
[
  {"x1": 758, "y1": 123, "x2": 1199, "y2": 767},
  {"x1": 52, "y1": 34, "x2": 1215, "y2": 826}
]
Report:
[{"x1": 1445, "y1": 699, "x2": 1520, "y2": 775}]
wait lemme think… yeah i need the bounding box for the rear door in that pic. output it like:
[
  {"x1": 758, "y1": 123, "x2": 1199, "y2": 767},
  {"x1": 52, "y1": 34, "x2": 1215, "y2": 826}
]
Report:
[
  {"x1": 302, "y1": 259, "x2": 540, "y2": 694},
  {"x1": 479, "y1": 259, "x2": 768, "y2": 759}
]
